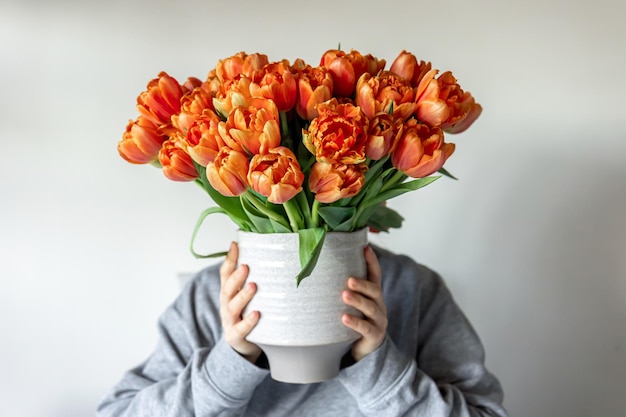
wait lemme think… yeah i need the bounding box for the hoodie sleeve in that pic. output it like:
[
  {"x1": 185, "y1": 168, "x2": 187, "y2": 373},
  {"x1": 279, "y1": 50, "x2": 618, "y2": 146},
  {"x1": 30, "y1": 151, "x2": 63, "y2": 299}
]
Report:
[
  {"x1": 338, "y1": 258, "x2": 509, "y2": 417},
  {"x1": 96, "y1": 267, "x2": 270, "y2": 417}
]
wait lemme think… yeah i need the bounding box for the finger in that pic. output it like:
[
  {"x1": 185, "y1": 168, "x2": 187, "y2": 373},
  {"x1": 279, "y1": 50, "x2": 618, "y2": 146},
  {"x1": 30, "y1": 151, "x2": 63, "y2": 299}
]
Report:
[
  {"x1": 230, "y1": 310, "x2": 260, "y2": 340},
  {"x1": 342, "y1": 290, "x2": 382, "y2": 323},
  {"x1": 342, "y1": 313, "x2": 378, "y2": 338},
  {"x1": 364, "y1": 246, "x2": 382, "y2": 286},
  {"x1": 226, "y1": 282, "x2": 257, "y2": 320},
  {"x1": 347, "y1": 277, "x2": 383, "y2": 304},
  {"x1": 220, "y1": 241, "x2": 238, "y2": 286},
  {"x1": 222, "y1": 264, "x2": 249, "y2": 301}
]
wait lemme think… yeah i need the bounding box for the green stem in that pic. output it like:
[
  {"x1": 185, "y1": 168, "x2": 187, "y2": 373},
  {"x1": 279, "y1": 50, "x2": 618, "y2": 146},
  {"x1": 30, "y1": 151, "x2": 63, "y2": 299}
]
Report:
[
  {"x1": 311, "y1": 199, "x2": 321, "y2": 227},
  {"x1": 380, "y1": 169, "x2": 407, "y2": 193},
  {"x1": 279, "y1": 111, "x2": 292, "y2": 147},
  {"x1": 296, "y1": 191, "x2": 313, "y2": 228},
  {"x1": 243, "y1": 191, "x2": 290, "y2": 228},
  {"x1": 283, "y1": 198, "x2": 303, "y2": 232}
]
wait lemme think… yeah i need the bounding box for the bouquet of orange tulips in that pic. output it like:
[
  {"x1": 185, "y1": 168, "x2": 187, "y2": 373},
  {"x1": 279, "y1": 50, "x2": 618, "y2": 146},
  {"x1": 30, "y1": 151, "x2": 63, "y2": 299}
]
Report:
[{"x1": 118, "y1": 49, "x2": 482, "y2": 284}]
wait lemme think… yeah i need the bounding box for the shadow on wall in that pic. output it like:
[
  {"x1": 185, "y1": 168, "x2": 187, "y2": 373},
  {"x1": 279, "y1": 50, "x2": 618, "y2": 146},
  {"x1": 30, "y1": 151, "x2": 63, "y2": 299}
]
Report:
[{"x1": 481, "y1": 153, "x2": 626, "y2": 417}]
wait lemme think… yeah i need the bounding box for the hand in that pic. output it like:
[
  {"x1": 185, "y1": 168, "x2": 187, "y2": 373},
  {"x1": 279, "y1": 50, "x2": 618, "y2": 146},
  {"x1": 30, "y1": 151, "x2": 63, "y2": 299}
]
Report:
[
  {"x1": 219, "y1": 241, "x2": 262, "y2": 363},
  {"x1": 341, "y1": 246, "x2": 387, "y2": 362}
]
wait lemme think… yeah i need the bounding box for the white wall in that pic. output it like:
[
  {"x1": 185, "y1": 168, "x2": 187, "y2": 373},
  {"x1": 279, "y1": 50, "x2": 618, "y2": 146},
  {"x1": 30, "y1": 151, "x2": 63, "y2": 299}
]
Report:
[{"x1": 1, "y1": 1, "x2": 625, "y2": 416}]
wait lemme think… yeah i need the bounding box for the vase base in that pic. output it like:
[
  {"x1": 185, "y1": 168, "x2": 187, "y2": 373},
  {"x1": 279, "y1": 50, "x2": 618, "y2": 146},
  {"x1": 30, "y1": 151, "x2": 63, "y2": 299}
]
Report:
[{"x1": 258, "y1": 340, "x2": 354, "y2": 384}]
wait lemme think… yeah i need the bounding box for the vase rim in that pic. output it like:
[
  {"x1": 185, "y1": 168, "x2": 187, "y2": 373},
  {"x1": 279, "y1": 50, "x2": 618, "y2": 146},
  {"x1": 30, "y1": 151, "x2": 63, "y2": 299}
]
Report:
[{"x1": 237, "y1": 227, "x2": 368, "y2": 237}]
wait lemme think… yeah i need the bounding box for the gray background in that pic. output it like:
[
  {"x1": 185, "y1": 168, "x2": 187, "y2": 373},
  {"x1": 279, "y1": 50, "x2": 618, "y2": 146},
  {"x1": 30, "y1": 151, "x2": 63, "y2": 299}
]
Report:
[{"x1": 1, "y1": 1, "x2": 625, "y2": 416}]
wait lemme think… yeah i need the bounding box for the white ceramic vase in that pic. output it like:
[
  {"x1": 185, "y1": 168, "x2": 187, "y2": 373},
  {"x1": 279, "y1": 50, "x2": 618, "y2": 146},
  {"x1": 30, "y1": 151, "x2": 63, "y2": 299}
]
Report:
[{"x1": 237, "y1": 228, "x2": 368, "y2": 384}]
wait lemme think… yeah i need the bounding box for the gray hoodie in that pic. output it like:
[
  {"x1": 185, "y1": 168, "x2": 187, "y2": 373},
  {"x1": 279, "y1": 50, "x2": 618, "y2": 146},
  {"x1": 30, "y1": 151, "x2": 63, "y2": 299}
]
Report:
[{"x1": 97, "y1": 246, "x2": 509, "y2": 417}]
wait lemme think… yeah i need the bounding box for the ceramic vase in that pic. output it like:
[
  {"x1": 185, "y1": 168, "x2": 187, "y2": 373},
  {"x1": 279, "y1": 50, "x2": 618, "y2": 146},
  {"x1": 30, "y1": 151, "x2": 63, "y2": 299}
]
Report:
[{"x1": 237, "y1": 228, "x2": 368, "y2": 383}]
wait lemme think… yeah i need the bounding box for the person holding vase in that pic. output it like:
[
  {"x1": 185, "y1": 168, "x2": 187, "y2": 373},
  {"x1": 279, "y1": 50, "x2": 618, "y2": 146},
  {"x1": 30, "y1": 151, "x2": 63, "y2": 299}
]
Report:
[
  {"x1": 106, "y1": 49, "x2": 508, "y2": 416},
  {"x1": 97, "y1": 241, "x2": 509, "y2": 417}
]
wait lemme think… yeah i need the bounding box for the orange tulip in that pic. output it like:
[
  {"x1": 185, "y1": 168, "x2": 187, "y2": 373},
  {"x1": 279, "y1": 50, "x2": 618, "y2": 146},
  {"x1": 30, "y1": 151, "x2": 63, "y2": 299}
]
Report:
[
  {"x1": 215, "y1": 51, "x2": 269, "y2": 82},
  {"x1": 204, "y1": 69, "x2": 223, "y2": 97},
  {"x1": 365, "y1": 112, "x2": 403, "y2": 160},
  {"x1": 356, "y1": 71, "x2": 416, "y2": 120},
  {"x1": 212, "y1": 76, "x2": 253, "y2": 119},
  {"x1": 218, "y1": 97, "x2": 281, "y2": 155},
  {"x1": 118, "y1": 117, "x2": 165, "y2": 164},
  {"x1": 414, "y1": 69, "x2": 449, "y2": 128},
  {"x1": 294, "y1": 64, "x2": 333, "y2": 120},
  {"x1": 320, "y1": 49, "x2": 386, "y2": 97},
  {"x1": 184, "y1": 112, "x2": 225, "y2": 167},
  {"x1": 391, "y1": 120, "x2": 454, "y2": 178},
  {"x1": 206, "y1": 147, "x2": 250, "y2": 197},
  {"x1": 158, "y1": 138, "x2": 198, "y2": 181},
  {"x1": 389, "y1": 50, "x2": 432, "y2": 87},
  {"x1": 415, "y1": 70, "x2": 482, "y2": 133},
  {"x1": 303, "y1": 98, "x2": 368, "y2": 165},
  {"x1": 248, "y1": 146, "x2": 304, "y2": 204},
  {"x1": 182, "y1": 76, "x2": 203, "y2": 93},
  {"x1": 136, "y1": 72, "x2": 183, "y2": 132},
  {"x1": 172, "y1": 84, "x2": 215, "y2": 132},
  {"x1": 436, "y1": 72, "x2": 482, "y2": 133},
  {"x1": 309, "y1": 161, "x2": 367, "y2": 203},
  {"x1": 249, "y1": 61, "x2": 297, "y2": 112}
]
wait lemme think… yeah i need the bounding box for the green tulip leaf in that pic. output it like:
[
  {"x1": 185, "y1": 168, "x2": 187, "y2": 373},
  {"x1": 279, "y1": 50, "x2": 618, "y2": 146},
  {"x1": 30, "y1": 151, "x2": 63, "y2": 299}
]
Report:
[
  {"x1": 241, "y1": 197, "x2": 275, "y2": 233},
  {"x1": 296, "y1": 228, "x2": 327, "y2": 286},
  {"x1": 270, "y1": 218, "x2": 292, "y2": 233},
  {"x1": 193, "y1": 162, "x2": 251, "y2": 230},
  {"x1": 366, "y1": 204, "x2": 404, "y2": 232},
  {"x1": 438, "y1": 167, "x2": 458, "y2": 180},
  {"x1": 317, "y1": 206, "x2": 356, "y2": 229},
  {"x1": 190, "y1": 207, "x2": 229, "y2": 259},
  {"x1": 364, "y1": 176, "x2": 441, "y2": 209}
]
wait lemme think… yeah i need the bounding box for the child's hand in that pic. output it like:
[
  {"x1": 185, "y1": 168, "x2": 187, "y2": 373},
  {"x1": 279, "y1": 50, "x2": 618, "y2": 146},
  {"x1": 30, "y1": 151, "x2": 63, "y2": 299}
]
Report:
[
  {"x1": 341, "y1": 246, "x2": 387, "y2": 361},
  {"x1": 219, "y1": 242, "x2": 262, "y2": 363}
]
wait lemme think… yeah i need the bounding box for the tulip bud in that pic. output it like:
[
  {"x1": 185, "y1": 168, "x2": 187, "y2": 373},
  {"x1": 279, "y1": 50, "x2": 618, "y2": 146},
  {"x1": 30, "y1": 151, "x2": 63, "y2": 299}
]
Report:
[
  {"x1": 118, "y1": 117, "x2": 165, "y2": 164},
  {"x1": 206, "y1": 148, "x2": 250, "y2": 196},
  {"x1": 158, "y1": 138, "x2": 198, "y2": 181},
  {"x1": 309, "y1": 162, "x2": 367, "y2": 203},
  {"x1": 391, "y1": 121, "x2": 449, "y2": 178},
  {"x1": 248, "y1": 147, "x2": 304, "y2": 204}
]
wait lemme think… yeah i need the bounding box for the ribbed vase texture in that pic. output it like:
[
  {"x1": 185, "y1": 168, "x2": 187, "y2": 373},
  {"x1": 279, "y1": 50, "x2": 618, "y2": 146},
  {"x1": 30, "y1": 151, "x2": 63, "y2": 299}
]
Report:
[{"x1": 238, "y1": 228, "x2": 368, "y2": 346}]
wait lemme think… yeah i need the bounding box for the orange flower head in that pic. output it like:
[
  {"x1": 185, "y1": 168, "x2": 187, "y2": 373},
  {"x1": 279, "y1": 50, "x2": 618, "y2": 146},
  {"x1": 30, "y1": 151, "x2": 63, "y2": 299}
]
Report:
[
  {"x1": 414, "y1": 69, "x2": 450, "y2": 128},
  {"x1": 356, "y1": 71, "x2": 416, "y2": 120},
  {"x1": 303, "y1": 98, "x2": 368, "y2": 165},
  {"x1": 136, "y1": 72, "x2": 183, "y2": 132},
  {"x1": 391, "y1": 119, "x2": 454, "y2": 178},
  {"x1": 118, "y1": 117, "x2": 165, "y2": 164},
  {"x1": 204, "y1": 70, "x2": 223, "y2": 96},
  {"x1": 248, "y1": 146, "x2": 304, "y2": 204},
  {"x1": 184, "y1": 112, "x2": 225, "y2": 167},
  {"x1": 294, "y1": 64, "x2": 333, "y2": 120},
  {"x1": 215, "y1": 51, "x2": 269, "y2": 82},
  {"x1": 158, "y1": 138, "x2": 198, "y2": 182},
  {"x1": 309, "y1": 161, "x2": 367, "y2": 203},
  {"x1": 320, "y1": 49, "x2": 386, "y2": 97},
  {"x1": 219, "y1": 97, "x2": 281, "y2": 155},
  {"x1": 212, "y1": 75, "x2": 253, "y2": 119},
  {"x1": 206, "y1": 147, "x2": 250, "y2": 197},
  {"x1": 436, "y1": 71, "x2": 482, "y2": 133},
  {"x1": 249, "y1": 61, "x2": 297, "y2": 112},
  {"x1": 182, "y1": 76, "x2": 203, "y2": 93},
  {"x1": 365, "y1": 112, "x2": 403, "y2": 160},
  {"x1": 389, "y1": 50, "x2": 433, "y2": 87},
  {"x1": 415, "y1": 70, "x2": 482, "y2": 133},
  {"x1": 172, "y1": 84, "x2": 215, "y2": 133}
]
